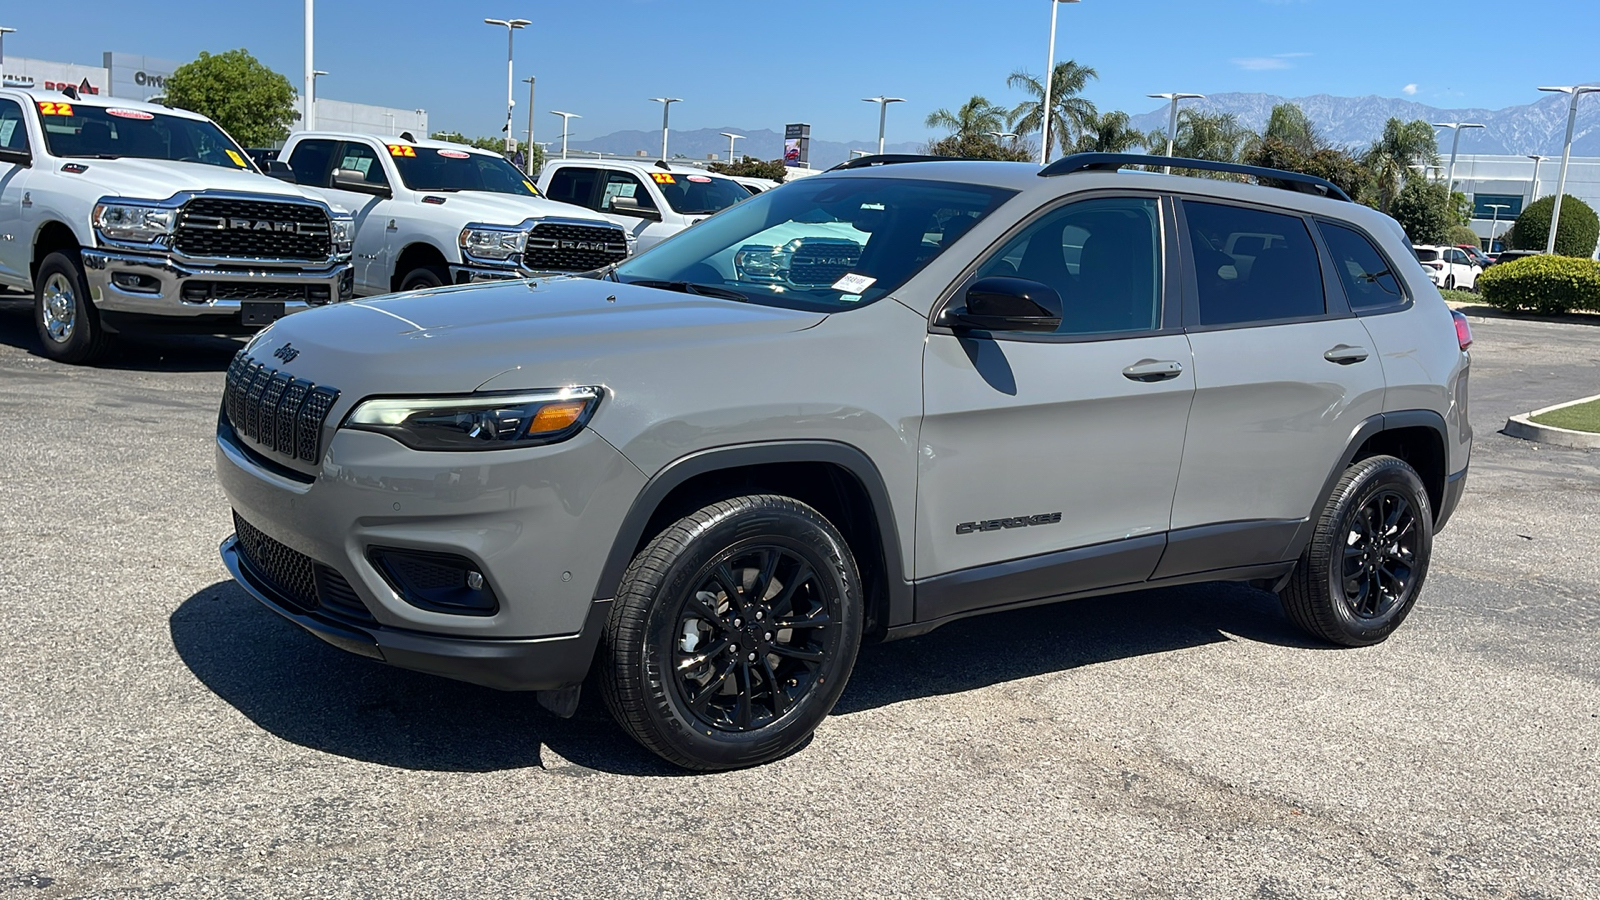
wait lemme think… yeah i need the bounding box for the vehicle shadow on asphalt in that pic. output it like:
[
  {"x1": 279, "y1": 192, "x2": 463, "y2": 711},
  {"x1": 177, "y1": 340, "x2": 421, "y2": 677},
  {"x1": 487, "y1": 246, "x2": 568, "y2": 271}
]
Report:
[
  {"x1": 0, "y1": 299, "x2": 242, "y2": 372},
  {"x1": 171, "y1": 578, "x2": 1320, "y2": 776}
]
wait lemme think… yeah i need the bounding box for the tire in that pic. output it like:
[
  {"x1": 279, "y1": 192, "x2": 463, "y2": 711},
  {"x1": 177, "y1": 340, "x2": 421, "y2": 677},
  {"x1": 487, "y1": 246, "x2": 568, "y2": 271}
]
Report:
[
  {"x1": 1280, "y1": 455, "x2": 1434, "y2": 647},
  {"x1": 398, "y1": 265, "x2": 448, "y2": 292},
  {"x1": 599, "y1": 494, "x2": 864, "y2": 771},
  {"x1": 34, "y1": 251, "x2": 113, "y2": 365},
  {"x1": 1444, "y1": 274, "x2": 1456, "y2": 291}
]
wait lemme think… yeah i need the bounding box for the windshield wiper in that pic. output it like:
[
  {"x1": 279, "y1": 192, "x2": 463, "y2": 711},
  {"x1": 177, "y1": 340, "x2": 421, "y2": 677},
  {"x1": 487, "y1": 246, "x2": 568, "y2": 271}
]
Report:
[{"x1": 626, "y1": 279, "x2": 749, "y2": 302}]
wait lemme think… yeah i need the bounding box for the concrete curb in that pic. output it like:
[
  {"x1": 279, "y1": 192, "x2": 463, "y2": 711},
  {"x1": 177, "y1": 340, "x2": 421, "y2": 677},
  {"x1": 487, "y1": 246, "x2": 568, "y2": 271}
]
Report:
[{"x1": 1504, "y1": 393, "x2": 1600, "y2": 449}]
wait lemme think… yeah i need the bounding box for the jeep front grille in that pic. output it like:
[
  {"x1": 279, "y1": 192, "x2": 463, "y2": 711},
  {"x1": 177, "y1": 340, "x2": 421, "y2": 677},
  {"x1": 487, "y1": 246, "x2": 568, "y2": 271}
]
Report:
[
  {"x1": 523, "y1": 222, "x2": 629, "y2": 272},
  {"x1": 225, "y1": 351, "x2": 340, "y2": 464},
  {"x1": 175, "y1": 197, "x2": 332, "y2": 261},
  {"x1": 233, "y1": 511, "x2": 375, "y2": 624}
]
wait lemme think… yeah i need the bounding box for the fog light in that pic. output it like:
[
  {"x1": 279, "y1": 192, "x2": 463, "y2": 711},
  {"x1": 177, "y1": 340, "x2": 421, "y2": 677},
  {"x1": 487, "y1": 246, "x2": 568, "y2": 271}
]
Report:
[
  {"x1": 367, "y1": 547, "x2": 498, "y2": 616},
  {"x1": 466, "y1": 570, "x2": 484, "y2": 591}
]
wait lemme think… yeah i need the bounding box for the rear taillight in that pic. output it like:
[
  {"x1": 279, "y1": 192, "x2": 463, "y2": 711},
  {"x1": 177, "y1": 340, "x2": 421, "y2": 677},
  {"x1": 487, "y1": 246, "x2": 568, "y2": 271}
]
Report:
[{"x1": 1452, "y1": 310, "x2": 1473, "y2": 350}]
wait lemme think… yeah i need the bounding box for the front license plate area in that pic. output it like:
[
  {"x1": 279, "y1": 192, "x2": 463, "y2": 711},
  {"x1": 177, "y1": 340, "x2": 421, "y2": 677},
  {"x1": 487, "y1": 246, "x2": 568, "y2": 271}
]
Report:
[{"x1": 241, "y1": 302, "x2": 287, "y2": 327}]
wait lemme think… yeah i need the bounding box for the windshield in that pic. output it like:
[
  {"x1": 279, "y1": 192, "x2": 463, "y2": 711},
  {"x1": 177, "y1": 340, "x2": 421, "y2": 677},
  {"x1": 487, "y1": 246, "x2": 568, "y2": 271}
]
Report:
[
  {"x1": 612, "y1": 175, "x2": 1015, "y2": 311},
  {"x1": 653, "y1": 172, "x2": 754, "y2": 215},
  {"x1": 391, "y1": 146, "x2": 540, "y2": 196},
  {"x1": 35, "y1": 101, "x2": 252, "y2": 170}
]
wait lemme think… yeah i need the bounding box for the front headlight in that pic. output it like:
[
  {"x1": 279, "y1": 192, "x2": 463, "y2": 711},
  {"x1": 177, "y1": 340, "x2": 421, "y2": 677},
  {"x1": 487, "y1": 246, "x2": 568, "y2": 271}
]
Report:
[
  {"x1": 329, "y1": 215, "x2": 354, "y2": 251},
  {"x1": 734, "y1": 242, "x2": 794, "y2": 281},
  {"x1": 459, "y1": 226, "x2": 527, "y2": 262},
  {"x1": 342, "y1": 387, "x2": 601, "y2": 451},
  {"x1": 94, "y1": 203, "x2": 177, "y2": 242}
]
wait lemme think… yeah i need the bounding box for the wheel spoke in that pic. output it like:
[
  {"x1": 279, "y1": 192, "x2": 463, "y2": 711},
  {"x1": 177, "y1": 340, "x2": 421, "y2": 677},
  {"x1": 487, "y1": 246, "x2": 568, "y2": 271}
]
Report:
[
  {"x1": 734, "y1": 662, "x2": 754, "y2": 730},
  {"x1": 687, "y1": 659, "x2": 736, "y2": 715},
  {"x1": 751, "y1": 548, "x2": 781, "y2": 603},
  {"x1": 770, "y1": 564, "x2": 813, "y2": 615},
  {"x1": 772, "y1": 612, "x2": 831, "y2": 630},
  {"x1": 715, "y1": 564, "x2": 747, "y2": 613},
  {"x1": 676, "y1": 637, "x2": 729, "y2": 673},
  {"x1": 762, "y1": 657, "x2": 789, "y2": 717},
  {"x1": 686, "y1": 592, "x2": 731, "y2": 632},
  {"x1": 770, "y1": 642, "x2": 824, "y2": 663}
]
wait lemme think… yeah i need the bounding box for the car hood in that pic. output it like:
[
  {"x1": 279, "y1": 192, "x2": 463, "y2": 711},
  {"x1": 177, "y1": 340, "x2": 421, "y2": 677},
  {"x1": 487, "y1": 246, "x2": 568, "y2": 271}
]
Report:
[
  {"x1": 62, "y1": 158, "x2": 346, "y2": 209},
  {"x1": 423, "y1": 191, "x2": 618, "y2": 229},
  {"x1": 242, "y1": 276, "x2": 827, "y2": 396}
]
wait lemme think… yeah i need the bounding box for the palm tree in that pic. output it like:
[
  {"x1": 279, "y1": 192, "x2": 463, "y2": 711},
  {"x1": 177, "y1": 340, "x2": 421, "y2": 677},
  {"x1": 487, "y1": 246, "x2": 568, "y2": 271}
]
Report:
[
  {"x1": 1150, "y1": 109, "x2": 1252, "y2": 166},
  {"x1": 925, "y1": 95, "x2": 1007, "y2": 143},
  {"x1": 1261, "y1": 103, "x2": 1321, "y2": 156},
  {"x1": 1073, "y1": 110, "x2": 1145, "y2": 154},
  {"x1": 1006, "y1": 60, "x2": 1098, "y2": 161},
  {"x1": 1363, "y1": 118, "x2": 1441, "y2": 213}
]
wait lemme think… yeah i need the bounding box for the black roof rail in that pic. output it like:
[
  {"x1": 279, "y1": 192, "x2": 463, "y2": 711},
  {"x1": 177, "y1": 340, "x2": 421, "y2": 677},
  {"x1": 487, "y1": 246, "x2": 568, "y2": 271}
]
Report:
[
  {"x1": 827, "y1": 154, "x2": 962, "y2": 171},
  {"x1": 1040, "y1": 152, "x2": 1353, "y2": 203}
]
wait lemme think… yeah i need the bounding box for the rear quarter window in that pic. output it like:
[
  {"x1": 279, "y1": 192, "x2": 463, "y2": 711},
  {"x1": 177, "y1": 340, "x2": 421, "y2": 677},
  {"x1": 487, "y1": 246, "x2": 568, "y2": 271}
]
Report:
[
  {"x1": 1318, "y1": 221, "x2": 1407, "y2": 312},
  {"x1": 1183, "y1": 200, "x2": 1325, "y2": 327}
]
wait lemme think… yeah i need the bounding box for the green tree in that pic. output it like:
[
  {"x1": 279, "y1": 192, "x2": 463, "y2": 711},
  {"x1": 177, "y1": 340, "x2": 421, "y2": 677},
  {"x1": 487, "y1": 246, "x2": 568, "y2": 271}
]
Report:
[
  {"x1": 1507, "y1": 194, "x2": 1600, "y2": 258},
  {"x1": 1361, "y1": 118, "x2": 1440, "y2": 213},
  {"x1": 1147, "y1": 109, "x2": 1252, "y2": 174},
  {"x1": 1242, "y1": 137, "x2": 1376, "y2": 206},
  {"x1": 1260, "y1": 103, "x2": 1321, "y2": 156},
  {"x1": 1072, "y1": 110, "x2": 1145, "y2": 154},
  {"x1": 1445, "y1": 224, "x2": 1482, "y2": 247},
  {"x1": 164, "y1": 49, "x2": 298, "y2": 147},
  {"x1": 925, "y1": 95, "x2": 1007, "y2": 143},
  {"x1": 925, "y1": 132, "x2": 1033, "y2": 162},
  {"x1": 1006, "y1": 60, "x2": 1098, "y2": 160},
  {"x1": 708, "y1": 156, "x2": 788, "y2": 182},
  {"x1": 1390, "y1": 179, "x2": 1456, "y2": 244},
  {"x1": 429, "y1": 131, "x2": 509, "y2": 152}
]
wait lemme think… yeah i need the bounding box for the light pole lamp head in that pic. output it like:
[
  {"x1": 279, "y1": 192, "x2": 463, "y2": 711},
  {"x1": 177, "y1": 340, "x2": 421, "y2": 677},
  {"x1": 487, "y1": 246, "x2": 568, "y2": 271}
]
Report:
[
  {"x1": 650, "y1": 97, "x2": 683, "y2": 105},
  {"x1": 1147, "y1": 92, "x2": 1205, "y2": 101},
  {"x1": 485, "y1": 17, "x2": 530, "y2": 28}
]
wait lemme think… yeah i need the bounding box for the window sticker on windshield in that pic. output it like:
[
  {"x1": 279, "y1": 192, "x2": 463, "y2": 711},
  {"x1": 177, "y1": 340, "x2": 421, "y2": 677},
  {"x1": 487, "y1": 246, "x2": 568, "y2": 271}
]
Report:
[
  {"x1": 107, "y1": 108, "x2": 154, "y2": 120},
  {"x1": 225, "y1": 149, "x2": 249, "y2": 168},
  {"x1": 36, "y1": 101, "x2": 74, "y2": 116},
  {"x1": 522, "y1": 180, "x2": 539, "y2": 194},
  {"x1": 839, "y1": 293, "x2": 863, "y2": 303},
  {"x1": 0, "y1": 121, "x2": 14, "y2": 145},
  {"x1": 831, "y1": 273, "x2": 877, "y2": 293},
  {"x1": 437, "y1": 149, "x2": 470, "y2": 159},
  {"x1": 687, "y1": 175, "x2": 712, "y2": 183},
  {"x1": 387, "y1": 143, "x2": 417, "y2": 157},
  {"x1": 650, "y1": 172, "x2": 676, "y2": 184}
]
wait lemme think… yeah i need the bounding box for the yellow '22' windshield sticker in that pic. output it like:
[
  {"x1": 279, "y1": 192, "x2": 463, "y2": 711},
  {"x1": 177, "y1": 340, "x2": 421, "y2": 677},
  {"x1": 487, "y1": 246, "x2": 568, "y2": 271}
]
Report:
[
  {"x1": 387, "y1": 144, "x2": 417, "y2": 157},
  {"x1": 37, "y1": 101, "x2": 74, "y2": 116}
]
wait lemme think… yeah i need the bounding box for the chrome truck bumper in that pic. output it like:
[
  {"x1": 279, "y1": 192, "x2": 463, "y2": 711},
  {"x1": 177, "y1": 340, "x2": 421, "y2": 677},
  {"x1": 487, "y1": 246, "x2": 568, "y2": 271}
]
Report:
[{"x1": 82, "y1": 249, "x2": 354, "y2": 326}]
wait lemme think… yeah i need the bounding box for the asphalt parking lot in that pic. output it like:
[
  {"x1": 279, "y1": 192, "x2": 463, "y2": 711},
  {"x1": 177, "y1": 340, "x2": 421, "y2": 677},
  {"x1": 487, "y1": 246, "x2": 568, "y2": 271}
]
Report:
[{"x1": 1, "y1": 297, "x2": 1596, "y2": 899}]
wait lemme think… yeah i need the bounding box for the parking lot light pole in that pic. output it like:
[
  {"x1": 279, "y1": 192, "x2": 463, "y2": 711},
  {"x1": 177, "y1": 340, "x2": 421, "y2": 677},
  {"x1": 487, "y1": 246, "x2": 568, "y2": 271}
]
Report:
[
  {"x1": 485, "y1": 18, "x2": 530, "y2": 154},
  {"x1": 1039, "y1": 0, "x2": 1081, "y2": 165},
  {"x1": 550, "y1": 111, "x2": 579, "y2": 160},
  {"x1": 1485, "y1": 203, "x2": 1509, "y2": 251},
  {"x1": 1526, "y1": 154, "x2": 1546, "y2": 199},
  {"x1": 523, "y1": 76, "x2": 536, "y2": 174},
  {"x1": 720, "y1": 132, "x2": 743, "y2": 164},
  {"x1": 650, "y1": 98, "x2": 681, "y2": 160},
  {"x1": 1538, "y1": 85, "x2": 1600, "y2": 255},
  {"x1": 302, "y1": 1, "x2": 315, "y2": 129},
  {"x1": 0, "y1": 27, "x2": 16, "y2": 88},
  {"x1": 1432, "y1": 122, "x2": 1484, "y2": 191},
  {"x1": 861, "y1": 97, "x2": 905, "y2": 155},
  {"x1": 1147, "y1": 92, "x2": 1204, "y2": 174}
]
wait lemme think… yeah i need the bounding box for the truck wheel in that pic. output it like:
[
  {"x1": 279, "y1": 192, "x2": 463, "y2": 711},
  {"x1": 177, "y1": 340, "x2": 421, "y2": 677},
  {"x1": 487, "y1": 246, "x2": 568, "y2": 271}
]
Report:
[
  {"x1": 34, "y1": 251, "x2": 112, "y2": 365},
  {"x1": 600, "y1": 494, "x2": 864, "y2": 771},
  {"x1": 1280, "y1": 455, "x2": 1433, "y2": 647},
  {"x1": 398, "y1": 266, "x2": 448, "y2": 292}
]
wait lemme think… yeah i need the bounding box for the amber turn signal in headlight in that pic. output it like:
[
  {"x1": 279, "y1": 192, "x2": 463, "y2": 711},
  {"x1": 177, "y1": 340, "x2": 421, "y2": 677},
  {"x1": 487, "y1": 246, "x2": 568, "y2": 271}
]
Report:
[{"x1": 342, "y1": 387, "x2": 602, "y2": 451}]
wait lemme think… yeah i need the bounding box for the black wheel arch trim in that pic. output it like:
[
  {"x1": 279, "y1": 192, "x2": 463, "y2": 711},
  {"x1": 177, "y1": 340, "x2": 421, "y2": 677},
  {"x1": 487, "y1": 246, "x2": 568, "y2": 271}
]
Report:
[{"x1": 593, "y1": 440, "x2": 914, "y2": 629}]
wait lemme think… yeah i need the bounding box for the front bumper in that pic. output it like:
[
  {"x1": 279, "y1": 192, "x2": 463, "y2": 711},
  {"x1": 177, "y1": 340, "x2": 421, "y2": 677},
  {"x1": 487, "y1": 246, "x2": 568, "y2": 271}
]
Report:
[
  {"x1": 221, "y1": 534, "x2": 609, "y2": 691},
  {"x1": 448, "y1": 262, "x2": 525, "y2": 285},
  {"x1": 82, "y1": 248, "x2": 354, "y2": 321}
]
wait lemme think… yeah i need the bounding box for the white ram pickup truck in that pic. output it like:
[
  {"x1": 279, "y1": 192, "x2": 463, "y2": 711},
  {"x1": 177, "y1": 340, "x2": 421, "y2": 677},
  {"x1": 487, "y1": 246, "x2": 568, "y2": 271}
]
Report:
[
  {"x1": 0, "y1": 88, "x2": 356, "y2": 364},
  {"x1": 279, "y1": 132, "x2": 632, "y2": 294},
  {"x1": 537, "y1": 159, "x2": 753, "y2": 252}
]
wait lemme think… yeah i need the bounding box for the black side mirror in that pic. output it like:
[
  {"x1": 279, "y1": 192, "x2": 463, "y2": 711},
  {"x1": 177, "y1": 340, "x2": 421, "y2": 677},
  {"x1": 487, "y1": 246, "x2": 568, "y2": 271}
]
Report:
[
  {"x1": 941, "y1": 276, "x2": 1063, "y2": 333},
  {"x1": 608, "y1": 195, "x2": 662, "y2": 222},
  {"x1": 331, "y1": 167, "x2": 392, "y2": 198},
  {"x1": 0, "y1": 146, "x2": 32, "y2": 168},
  {"x1": 265, "y1": 159, "x2": 296, "y2": 183}
]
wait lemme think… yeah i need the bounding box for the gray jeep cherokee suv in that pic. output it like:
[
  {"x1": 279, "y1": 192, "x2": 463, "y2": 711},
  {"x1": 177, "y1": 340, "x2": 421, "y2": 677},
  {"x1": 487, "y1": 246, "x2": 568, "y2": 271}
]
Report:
[{"x1": 215, "y1": 153, "x2": 1472, "y2": 771}]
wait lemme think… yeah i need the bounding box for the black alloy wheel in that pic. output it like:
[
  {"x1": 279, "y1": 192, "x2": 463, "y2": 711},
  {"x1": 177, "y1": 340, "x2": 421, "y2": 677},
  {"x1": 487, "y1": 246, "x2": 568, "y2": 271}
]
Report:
[{"x1": 1338, "y1": 488, "x2": 1420, "y2": 621}]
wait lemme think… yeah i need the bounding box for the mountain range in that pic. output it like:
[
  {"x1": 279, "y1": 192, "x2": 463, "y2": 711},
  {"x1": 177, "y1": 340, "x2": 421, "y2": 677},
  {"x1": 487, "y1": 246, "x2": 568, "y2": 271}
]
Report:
[{"x1": 563, "y1": 90, "x2": 1600, "y2": 170}]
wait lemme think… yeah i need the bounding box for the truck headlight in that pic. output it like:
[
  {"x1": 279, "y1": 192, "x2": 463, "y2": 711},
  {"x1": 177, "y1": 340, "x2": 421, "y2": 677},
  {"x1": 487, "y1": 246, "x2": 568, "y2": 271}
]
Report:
[
  {"x1": 734, "y1": 240, "x2": 797, "y2": 282},
  {"x1": 459, "y1": 226, "x2": 527, "y2": 262},
  {"x1": 94, "y1": 203, "x2": 177, "y2": 242},
  {"x1": 329, "y1": 215, "x2": 354, "y2": 252},
  {"x1": 343, "y1": 387, "x2": 601, "y2": 451}
]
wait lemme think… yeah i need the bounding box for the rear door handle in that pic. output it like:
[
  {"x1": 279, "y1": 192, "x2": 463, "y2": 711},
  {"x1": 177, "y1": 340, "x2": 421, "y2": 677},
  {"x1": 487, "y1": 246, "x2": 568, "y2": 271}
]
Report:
[
  {"x1": 1122, "y1": 359, "x2": 1184, "y2": 382},
  {"x1": 1323, "y1": 344, "x2": 1369, "y2": 365}
]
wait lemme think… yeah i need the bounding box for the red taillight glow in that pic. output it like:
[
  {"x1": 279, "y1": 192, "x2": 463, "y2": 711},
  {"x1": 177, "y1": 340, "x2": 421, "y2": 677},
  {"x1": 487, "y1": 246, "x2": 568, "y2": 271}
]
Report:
[{"x1": 1452, "y1": 310, "x2": 1473, "y2": 350}]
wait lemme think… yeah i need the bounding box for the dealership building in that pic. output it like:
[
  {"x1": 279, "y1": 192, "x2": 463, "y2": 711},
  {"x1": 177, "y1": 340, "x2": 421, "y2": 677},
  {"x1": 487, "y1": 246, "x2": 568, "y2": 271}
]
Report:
[
  {"x1": 1445, "y1": 155, "x2": 1600, "y2": 253},
  {"x1": 1, "y1": 51, "x2": 427, "y2": 140}
]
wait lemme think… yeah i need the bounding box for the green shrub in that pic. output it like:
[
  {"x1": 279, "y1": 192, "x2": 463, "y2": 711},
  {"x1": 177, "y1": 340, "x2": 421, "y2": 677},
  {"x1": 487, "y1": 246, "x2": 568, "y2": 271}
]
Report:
[
  {"x1": 1391, "y1": 180, "x2": 1455, "y2": 244},
  {"x1": 1477, "y1": 254, "x2": 1600, "y2": 314},
  {"x1": 1507, "y1": 195, "x2": 1600, "y2": 258},
  {"x1": 1445, "y1": 224, "x2": 1481, "y2": 247}
]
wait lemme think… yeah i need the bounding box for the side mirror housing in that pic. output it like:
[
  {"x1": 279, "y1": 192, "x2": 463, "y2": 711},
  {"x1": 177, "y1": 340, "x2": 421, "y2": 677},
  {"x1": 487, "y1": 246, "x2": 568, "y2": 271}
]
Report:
[
  {"x1": 265, "y1": 159, "x2": 297, "y2": 183},
  {"x1": 940, "y1": 276, "x2": 1063, "y2": 333},
  {"x1": 0, "y1": 146, "x2": 32, "y2": 168},
  {"x1": 330, "y1": 167, "x2": 392, "y2": 198},
  {"x1": 609, "y1": 195, "x2": 662, "y2": 222}
]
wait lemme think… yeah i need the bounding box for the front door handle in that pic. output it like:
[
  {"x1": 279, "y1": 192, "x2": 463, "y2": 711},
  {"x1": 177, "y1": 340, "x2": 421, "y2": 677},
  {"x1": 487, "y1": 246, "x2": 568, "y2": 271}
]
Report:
[
  {"x1": 1323, "y1": 344, "x2": 1369, "y2": 365},
  {"x1": 1122, "y1": 359, "x2": 1184, "y2": 382}
]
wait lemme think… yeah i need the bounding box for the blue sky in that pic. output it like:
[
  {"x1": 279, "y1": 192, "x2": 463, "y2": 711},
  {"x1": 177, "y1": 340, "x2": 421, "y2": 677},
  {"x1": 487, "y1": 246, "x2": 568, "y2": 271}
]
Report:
[{"x1": 4, "y1": 0, "x2": 1596, "y2": 144}]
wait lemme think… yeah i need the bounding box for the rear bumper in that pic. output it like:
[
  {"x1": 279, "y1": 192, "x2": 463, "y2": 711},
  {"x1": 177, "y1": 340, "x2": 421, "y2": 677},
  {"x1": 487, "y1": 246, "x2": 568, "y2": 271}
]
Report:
[
  {"x1": 221, "y1": 534, "x2": 608, "y2": 691},
  {"x1": 1435, "y1": 467, "x2": 1467, "y2": 533},
  {"x1": 82, "y1": 248, "x2": 354, "y2": 319}
]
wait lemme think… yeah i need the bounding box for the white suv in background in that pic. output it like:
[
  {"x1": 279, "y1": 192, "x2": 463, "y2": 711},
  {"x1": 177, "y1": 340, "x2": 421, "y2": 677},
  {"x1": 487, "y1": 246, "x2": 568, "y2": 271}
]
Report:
[
  {"x1": 537, "y1": 159, "x2": 753, "y2": 252},
  {"x1": 1413, "y1": 244, "x2": 1480, "y2": 291},
  {"x1": 280, "y1": 132, "x2": 630, "y2": 294}
]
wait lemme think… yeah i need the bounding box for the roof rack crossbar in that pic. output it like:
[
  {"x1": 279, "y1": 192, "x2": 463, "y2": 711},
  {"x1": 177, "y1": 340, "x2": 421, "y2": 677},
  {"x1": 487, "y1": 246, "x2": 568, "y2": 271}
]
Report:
[
  {"x1": 826, "y1": 154, "x2": 959, "y2": 171},
  {"x1": 1039, "y1": 153, "x2": 1353, "y2": 203}
]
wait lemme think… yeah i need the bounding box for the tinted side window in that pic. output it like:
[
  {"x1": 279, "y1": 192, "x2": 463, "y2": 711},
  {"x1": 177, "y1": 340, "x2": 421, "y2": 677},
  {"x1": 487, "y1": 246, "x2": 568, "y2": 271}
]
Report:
[
  {"x1": 546, "y1": 167, "x2": 601, "y2": 208},
  {"x1": 1184, "y1": 201, "x2": 1324, "y2": 326},
  {"x1": 337, "y1": 142, "x2": 388, "y2": 186},
  {"x1": 0, "y1": 100, "x2": 28, "y2": 151},
  {"x1": 288, "y1": 139, "x2": 336, "y2": 186},
  {"x1": 973, "y1": 197, "x2": 1162, "y2": 336},
  {"x1": 1317, "y1": 221, "x2": 1404, "y2": 312}
]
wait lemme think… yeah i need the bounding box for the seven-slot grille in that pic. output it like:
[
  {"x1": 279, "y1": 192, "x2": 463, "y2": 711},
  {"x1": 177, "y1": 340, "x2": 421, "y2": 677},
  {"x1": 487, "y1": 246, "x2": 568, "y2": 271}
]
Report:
[
  {"x1": 232, "y1": 512, "x2": 374, "y2": 624},
  {"x1": 175, "y1": 197, "x2": 332, "y2": 261},
  {"x1": 225, "y1": 352, "x2": 340, "y2": 463},
  {"x1": 788, "y1": 238, "x2": 863, "y2": 288},
  {"x1": 523, "y1": 222, "x2": 629, "y2": 272}
]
